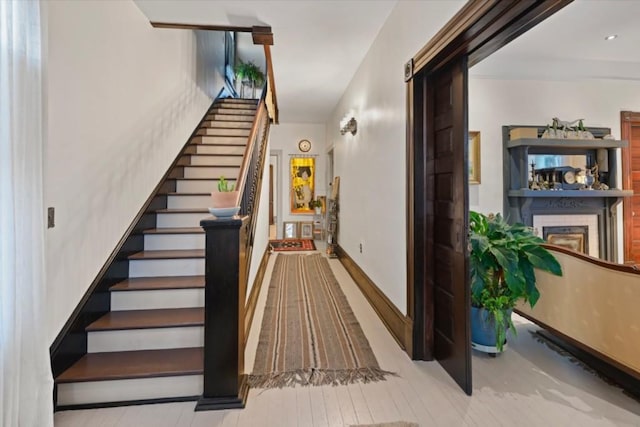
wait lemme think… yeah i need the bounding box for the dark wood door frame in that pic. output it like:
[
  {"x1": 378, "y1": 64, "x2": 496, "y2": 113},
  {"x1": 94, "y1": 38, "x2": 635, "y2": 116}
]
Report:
[
  {"x1": 406, "y1": 0, "x2": 573, "y2": 394},
  {"x1": 621, "y1": 111, "x2": 640, "y2": 263}
]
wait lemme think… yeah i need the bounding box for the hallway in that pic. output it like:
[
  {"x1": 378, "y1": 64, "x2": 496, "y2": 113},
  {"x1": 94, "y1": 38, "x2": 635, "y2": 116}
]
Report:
[{"x1": 54, "y1": 248, "x2": 640, "y2": 427}]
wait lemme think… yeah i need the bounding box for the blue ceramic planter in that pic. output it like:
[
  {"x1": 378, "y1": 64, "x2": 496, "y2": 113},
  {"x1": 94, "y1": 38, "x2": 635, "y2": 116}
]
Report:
[{"x1": 470, "y1": 306, "x2": 512, "y2": 349}]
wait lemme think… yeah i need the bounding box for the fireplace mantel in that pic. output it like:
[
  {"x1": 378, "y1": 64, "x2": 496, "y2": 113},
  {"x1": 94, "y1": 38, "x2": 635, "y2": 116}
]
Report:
[{"x1": 502, "y1": 125, "x2": 633, "y2": 261}]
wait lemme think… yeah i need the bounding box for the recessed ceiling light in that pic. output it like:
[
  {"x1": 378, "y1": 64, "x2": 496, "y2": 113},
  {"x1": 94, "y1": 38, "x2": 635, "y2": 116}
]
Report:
[{"x1": 605, "y1": 34, "x2": 618, "y2": 41}]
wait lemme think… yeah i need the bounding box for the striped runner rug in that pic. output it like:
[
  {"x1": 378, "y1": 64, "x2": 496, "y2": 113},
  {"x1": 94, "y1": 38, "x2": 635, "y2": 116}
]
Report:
[{"x1": 248, "y1": 253, "x2": 394, "y2": 388}]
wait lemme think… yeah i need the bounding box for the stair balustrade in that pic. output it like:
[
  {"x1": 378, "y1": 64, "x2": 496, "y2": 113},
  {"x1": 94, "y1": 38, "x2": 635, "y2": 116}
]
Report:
[{"x1": 197, "y1": 86, "x2": 271, "y2": 410}]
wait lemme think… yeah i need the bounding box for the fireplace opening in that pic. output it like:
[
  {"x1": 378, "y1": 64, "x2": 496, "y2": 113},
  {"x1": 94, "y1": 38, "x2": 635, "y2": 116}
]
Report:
[{"x1": 542, "y1": 226, "x2": 589, "y2": 255}]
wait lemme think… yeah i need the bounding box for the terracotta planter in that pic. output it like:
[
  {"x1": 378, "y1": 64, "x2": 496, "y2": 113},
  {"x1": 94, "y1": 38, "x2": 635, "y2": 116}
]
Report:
[{"x1": 210, "y1": 191, "x2": 239, "y2": 208}]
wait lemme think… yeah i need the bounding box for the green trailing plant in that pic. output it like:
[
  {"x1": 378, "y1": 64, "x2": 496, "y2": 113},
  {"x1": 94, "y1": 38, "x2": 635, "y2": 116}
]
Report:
[
  {"x1": 217, "y1": 176, "x2": 235, "y2": 192},
  {"x1": 469, "y1": 211, "x2": 563, "y2": 351},
  {"x1": 234, "y1": 60, "x2": 265, "y2": 86}
]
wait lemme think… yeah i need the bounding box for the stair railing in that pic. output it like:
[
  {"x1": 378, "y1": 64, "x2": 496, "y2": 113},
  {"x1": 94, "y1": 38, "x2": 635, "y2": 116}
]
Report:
[{"x1": 197, "y1": 84, "x2": 271, "y2": 411}]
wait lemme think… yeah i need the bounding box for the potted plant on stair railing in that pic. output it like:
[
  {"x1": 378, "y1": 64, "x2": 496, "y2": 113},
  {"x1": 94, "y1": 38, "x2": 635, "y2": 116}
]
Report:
[
  {"x1": 234, "y1": 60, "x2": 265, "y2": 99},
  {"x1": 469, "y1": 211, "x2": 562, "y2": 354},
  {"x1": 209, "y1": 176, "x2": 240, "y2": 218}
]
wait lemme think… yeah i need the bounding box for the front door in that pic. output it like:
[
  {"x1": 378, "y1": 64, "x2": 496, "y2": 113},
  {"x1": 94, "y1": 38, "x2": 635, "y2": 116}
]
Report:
[{"x1": 621, "y1": 111, "x2": 640, "y2": 264}]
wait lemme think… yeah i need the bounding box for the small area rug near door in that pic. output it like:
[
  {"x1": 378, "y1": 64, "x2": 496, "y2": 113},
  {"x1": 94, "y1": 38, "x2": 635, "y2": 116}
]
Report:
[
  {"x1": 248, "y1": 253, "x2": 394, "y2": 388},
  {"x1": 269, "y1": 239, "x2": 316, "y2": 252}
]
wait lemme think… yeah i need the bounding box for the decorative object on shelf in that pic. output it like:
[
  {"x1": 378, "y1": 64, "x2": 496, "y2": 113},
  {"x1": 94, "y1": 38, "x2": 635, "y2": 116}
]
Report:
[
  {"x1": 290, "y1": 157, "x2": 315, "y2": 214},
  {"x1": 298, "y1": 139, "x2": 311, "y2": 153},
  {"x1": 210, "y1": 175, "x2": 239, "y2": 210},
  {"x1": 309, "y1": 198, "x2": 322, "y2": 215},
  {"x1": 234, "y1": 60, "x2": 265, "y2": 98},
  {"x1": 469, "y1": 211, "x2": 563, "y2": 353},
  {"x1": 300, "y1": 222, "x2": 313, "y2": 239},
  {"x1": 339, "y1": 116, "x2": 357, "y2": 135},
  {"x1": 469, "y1": 131, "x2": 481, "y2": 184},
  {"x1": 584, "y1": 168, "x2": 595, "y2": 190},
  {"x1": 283, "y1": 221, "x2": 298, "y2": 239},
  {"x1": 542, "y1": 117, "x2": 594, "y2": 139}
]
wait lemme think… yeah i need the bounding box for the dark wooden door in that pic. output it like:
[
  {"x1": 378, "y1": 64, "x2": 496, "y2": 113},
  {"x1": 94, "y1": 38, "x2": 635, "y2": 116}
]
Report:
[
  {"x1": 414, "y1": 56, "x2": 471, "y2": 394},
  {"x1": 621, "y1": 111, "x2": 640, "y2": 264}
]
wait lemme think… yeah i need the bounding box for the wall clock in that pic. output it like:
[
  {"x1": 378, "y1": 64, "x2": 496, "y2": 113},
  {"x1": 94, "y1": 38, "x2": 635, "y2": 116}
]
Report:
[{"x1": 298, "y1": 139, "x2": 311, "y2": 153}]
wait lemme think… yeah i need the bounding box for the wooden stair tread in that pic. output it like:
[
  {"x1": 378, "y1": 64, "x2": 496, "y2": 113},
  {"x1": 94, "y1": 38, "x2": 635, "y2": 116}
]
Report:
[
  {"x1": 155, "y1": 208, "x2": 208, "y2": 213},
  {"x1": 56, "y1": 347, "x2": 203, "y2": 383},
  {"x1": 110, "y1": 276, "x2": 205, "y2": 291},
  {"x1": 173, "y1": 177, "x2": 236, "y2": 181},
  {"x1": 128, "y1": 249, "x2": 204, "y2": 259},
  {"x1": 203, "y1": 115, "x2": 255, "y2": 120},
  {"x1": 186, "y1": 153, "x2": 243, "y2": 157},
  {"x1": 87, "y1": 307, "x2": 204, "y2": 331},
  {"x1": 183, "y1": 164, "x2": 240, "y2": 168},
  {"x1": 142, "y1": 229, "x2": 202, "y2": 234},
  {"x1": 143, "y1": 226, "x2": 204, "y2": 234}
]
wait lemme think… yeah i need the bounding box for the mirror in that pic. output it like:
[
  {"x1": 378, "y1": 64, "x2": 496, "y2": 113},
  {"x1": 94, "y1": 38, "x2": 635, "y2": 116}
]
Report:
[{"x1": 528, "y1": 154, "x2": 588, "y2": 170}]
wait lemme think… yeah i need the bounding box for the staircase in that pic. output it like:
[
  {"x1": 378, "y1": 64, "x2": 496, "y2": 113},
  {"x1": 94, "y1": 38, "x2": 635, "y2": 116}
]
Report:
[{"x1": 55, "y1": 98, "x2": 259, "y2": 408}]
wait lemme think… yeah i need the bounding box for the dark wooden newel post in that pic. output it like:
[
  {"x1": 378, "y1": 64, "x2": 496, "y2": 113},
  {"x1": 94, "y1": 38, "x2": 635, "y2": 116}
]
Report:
[{"x1": 196, "y1": 216, "x2": 249, "y2": 411}]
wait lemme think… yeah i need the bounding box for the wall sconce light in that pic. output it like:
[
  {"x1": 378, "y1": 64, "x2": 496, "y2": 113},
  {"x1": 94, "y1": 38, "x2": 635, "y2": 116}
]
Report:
[{"x1": 340, "y1": 117, "x2": 357, "y2": 135}]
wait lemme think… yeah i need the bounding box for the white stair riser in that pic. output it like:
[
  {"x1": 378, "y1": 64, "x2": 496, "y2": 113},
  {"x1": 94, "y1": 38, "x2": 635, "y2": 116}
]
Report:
[
  {"x1": 176, "y1": 180, "x2": 232, "y2": 193},
  {"x1": 166, "y1": 195, "x2": 211, "y2": 210},
  {"x1": 184, "y1": 166, "x2": 239, "y2": 179},
  {"x1": 87, "y1": 326, "x2": 203, "y2": 353},
  {"x1": 200, "y1": 121, "x2": 252, "y2": 130},
  {"x1": 193, "y1": 136, "x2": 247, "y2": 145},
  {"x1": 195, "y1": 144, "x2": 245, "y2": 155},
  {"x1": 197, "y1": 128, "x2": 251, "y2": 139},
  {"x1": 197, "y1": 128, "x2": 250, "y2": 137},
  {"x1": 111, "y1": 288, "x2": 204, "y2": 311},
  {"x1": 189, "y1": 155, "x2": 242, "y2": 166},
  {"x1": 129, "y1": 258, "x2": 204, "y2": 278},
  {"x1": 214, "y1": 102, "x2": 256, "y2": 109},
  {"x1": 210, "y1": 108, "x2": 255, "y2": 115},
  {"x1": 156, "y1": 212, "x2": 209, "y2": 228},
  {"x1": 205, "y1": 115, "x2": 255, "y2": 122},
  {"x1": 144, "y1": 232, "x2": 205, "y2": 250},
  {"x1": 57, "y1": 375, "x2": 202, "y2": 406}
]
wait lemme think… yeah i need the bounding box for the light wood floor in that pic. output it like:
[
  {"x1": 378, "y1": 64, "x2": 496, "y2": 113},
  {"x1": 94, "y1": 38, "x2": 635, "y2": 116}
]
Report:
[{"x1": 54, "y1": 249, "x2": 640, "y2": 427}]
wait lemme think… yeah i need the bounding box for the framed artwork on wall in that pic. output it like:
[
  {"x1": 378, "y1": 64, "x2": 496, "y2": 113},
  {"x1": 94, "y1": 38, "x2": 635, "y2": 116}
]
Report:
[
  {"x1": 300, "y1": 222, "x2": 314, "y2": 239},
  {"x1": 290, "y1": 157, "x2": 315, "y2": 214},
  {"x1": 469, "y1": 131, "x2": 481, "y2": 184},
  {"x1": 283, "y1": 221, "x2": 298, "y2": 239}
]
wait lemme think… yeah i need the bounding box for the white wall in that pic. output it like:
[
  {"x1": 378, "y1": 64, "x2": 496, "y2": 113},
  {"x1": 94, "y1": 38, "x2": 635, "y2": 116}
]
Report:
[
  {"x1": 326, "y1": 1, "x2": 465, "y2": 315},
  {"x1": 268, "y1": 123, "x2": 327, "y2": 233},
  {"x1": 469, "y1": 77, "x2": 640, "y2": 260},
  {"x1": 45, "y1": 0, "x2": 223, "y2": 343}
]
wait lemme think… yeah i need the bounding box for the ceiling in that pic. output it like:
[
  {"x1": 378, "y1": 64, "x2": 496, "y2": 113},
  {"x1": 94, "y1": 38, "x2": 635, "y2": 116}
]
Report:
[
  {"x1": 134, "y1": 0, "x2": 398, "y2": 123},
  {"x1": 471, "y1": 0, "x2": 640, "y2": 81},
  {"x1": 134, "y1": 1, "x2": 640, "y2": 123}
]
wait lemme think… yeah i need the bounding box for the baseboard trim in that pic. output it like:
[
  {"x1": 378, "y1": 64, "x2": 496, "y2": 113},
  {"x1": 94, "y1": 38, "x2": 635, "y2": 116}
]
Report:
[
  {"x1": 336, "y1": 245, "x2": 413, "y2": 356},
  {"x1": 55, "y1": 395, "x2": 200, "y2": 412},
  {"x1": 244, "y1": 247, "x2": 270, "y2": 342}
]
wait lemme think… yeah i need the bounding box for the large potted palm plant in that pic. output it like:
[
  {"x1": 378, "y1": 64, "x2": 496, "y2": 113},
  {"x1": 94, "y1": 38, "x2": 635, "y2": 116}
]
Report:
[{"x1": 469, "y1": 211, "x2": 562, "y2": 352}]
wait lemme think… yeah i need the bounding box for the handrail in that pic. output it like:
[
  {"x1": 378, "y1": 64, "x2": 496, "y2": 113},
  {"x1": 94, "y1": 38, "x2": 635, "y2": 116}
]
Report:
[{"x1": 263, "y1": 45, "x2": 279, "y2": 124}]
